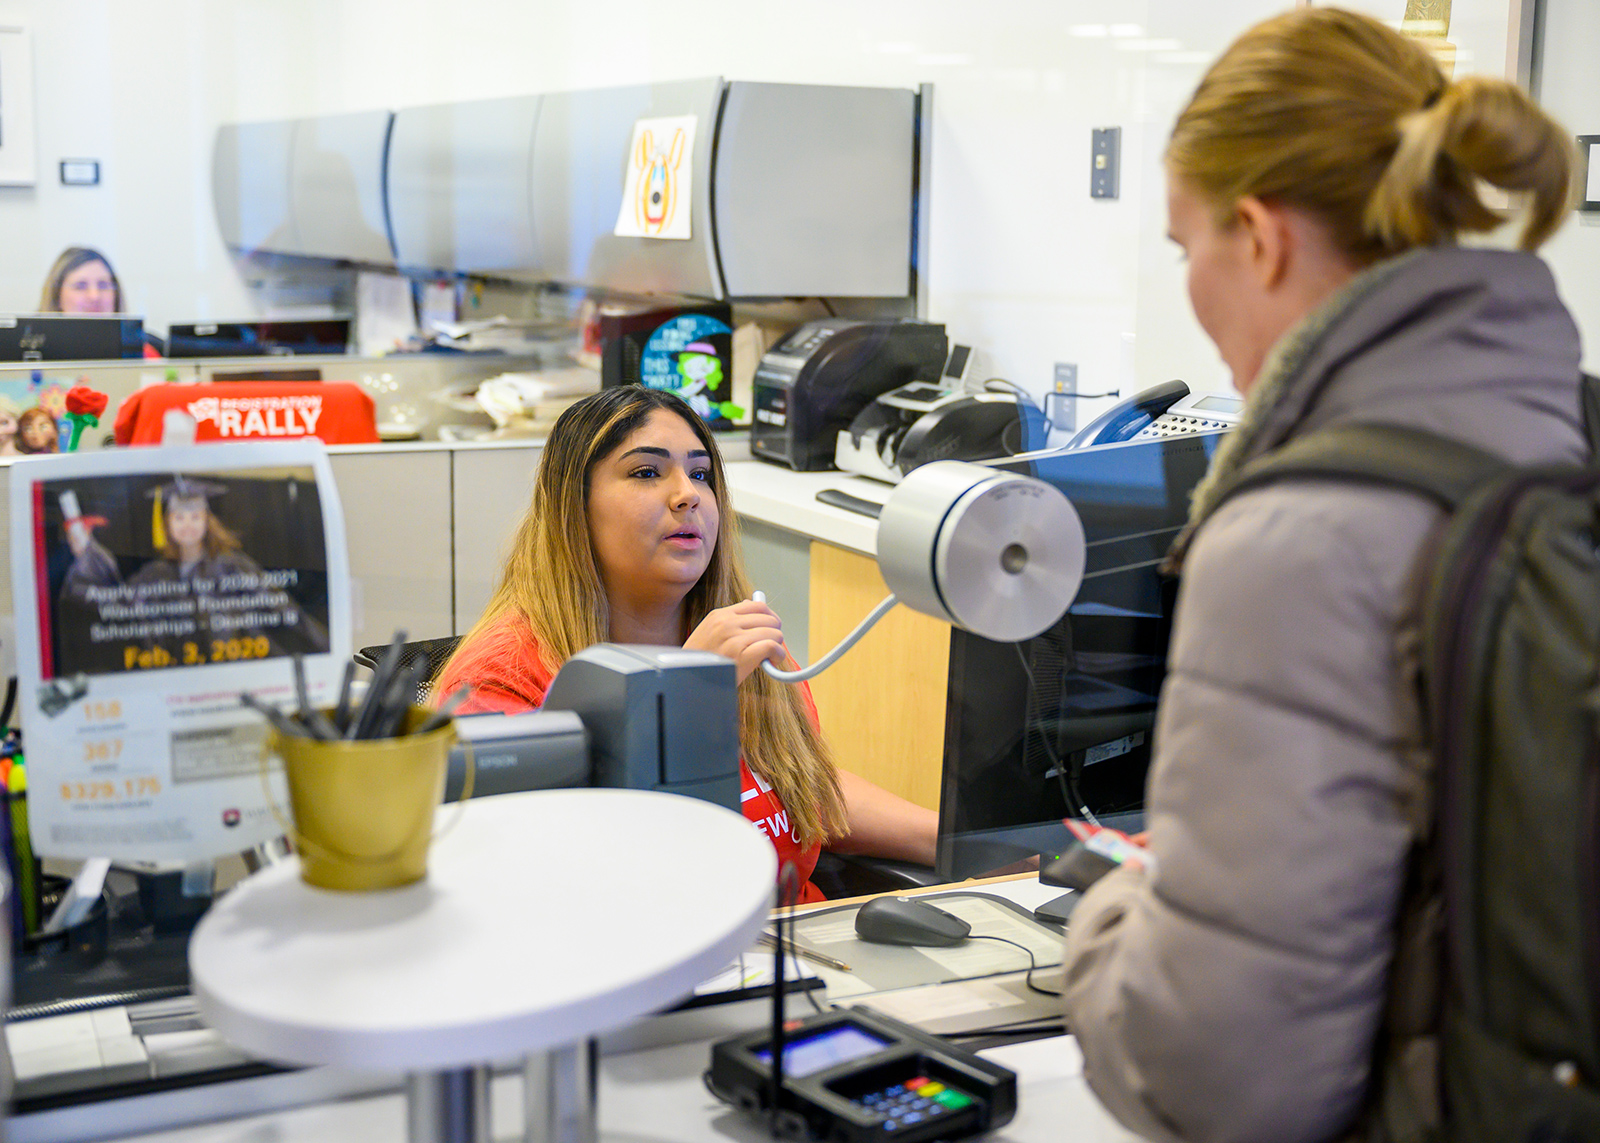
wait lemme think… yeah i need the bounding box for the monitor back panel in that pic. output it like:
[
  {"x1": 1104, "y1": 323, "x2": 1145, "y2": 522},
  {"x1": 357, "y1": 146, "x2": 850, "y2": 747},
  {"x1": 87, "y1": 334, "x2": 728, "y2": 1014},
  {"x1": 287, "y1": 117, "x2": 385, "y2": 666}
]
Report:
[
  {"x1": 0, "y1": 316, "x2": 144, "y2": 362},
  {"x1": 166, "y1": 320, "x2": 350, "y2": 358},
  {"x1": 937, "y1": 432, "x2": 1223, "y2": 880}
]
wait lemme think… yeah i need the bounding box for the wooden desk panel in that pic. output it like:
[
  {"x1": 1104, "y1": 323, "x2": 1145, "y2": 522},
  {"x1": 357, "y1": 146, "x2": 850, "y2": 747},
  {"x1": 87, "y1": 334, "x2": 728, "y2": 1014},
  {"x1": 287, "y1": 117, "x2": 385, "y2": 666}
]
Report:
[{"x1": 807, "y1": 542, "x2": 949, "y2": 811}]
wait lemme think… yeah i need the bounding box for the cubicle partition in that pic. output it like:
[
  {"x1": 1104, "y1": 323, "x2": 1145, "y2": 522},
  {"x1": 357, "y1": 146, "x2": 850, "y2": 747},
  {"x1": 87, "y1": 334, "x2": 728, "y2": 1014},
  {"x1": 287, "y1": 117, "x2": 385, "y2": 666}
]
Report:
[{"x1": 0, "y1": 439, "x2": 542, "y2": 656}]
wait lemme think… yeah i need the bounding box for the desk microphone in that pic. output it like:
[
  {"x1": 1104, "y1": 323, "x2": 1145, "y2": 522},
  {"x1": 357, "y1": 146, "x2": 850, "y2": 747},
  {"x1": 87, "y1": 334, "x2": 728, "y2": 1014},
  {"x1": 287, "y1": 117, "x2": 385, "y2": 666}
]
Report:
[{"x1": 769, "y1": 862, "x2": 795, "y2": 1138}]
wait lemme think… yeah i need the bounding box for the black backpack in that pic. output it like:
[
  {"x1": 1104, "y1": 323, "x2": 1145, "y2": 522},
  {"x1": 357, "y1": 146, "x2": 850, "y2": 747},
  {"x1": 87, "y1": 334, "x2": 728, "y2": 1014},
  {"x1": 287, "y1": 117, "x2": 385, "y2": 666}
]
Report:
[{"x1": 1209, "y1": 414, "x2": 1600, "y2": 1142}]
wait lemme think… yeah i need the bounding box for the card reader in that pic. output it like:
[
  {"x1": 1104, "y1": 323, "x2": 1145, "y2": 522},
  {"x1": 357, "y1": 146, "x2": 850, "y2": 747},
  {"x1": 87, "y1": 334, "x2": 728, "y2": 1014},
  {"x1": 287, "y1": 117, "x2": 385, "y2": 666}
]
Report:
[{"x1": 708, "y1": 1006, "x2": 1017, "y2": 1141}]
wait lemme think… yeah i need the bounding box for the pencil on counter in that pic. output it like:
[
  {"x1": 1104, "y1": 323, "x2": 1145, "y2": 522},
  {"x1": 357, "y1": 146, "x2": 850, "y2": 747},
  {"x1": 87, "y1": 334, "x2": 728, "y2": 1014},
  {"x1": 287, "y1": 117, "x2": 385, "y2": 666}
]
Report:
[{"x1": 758, "y1": 931, "x2": 851, "y2": 974}]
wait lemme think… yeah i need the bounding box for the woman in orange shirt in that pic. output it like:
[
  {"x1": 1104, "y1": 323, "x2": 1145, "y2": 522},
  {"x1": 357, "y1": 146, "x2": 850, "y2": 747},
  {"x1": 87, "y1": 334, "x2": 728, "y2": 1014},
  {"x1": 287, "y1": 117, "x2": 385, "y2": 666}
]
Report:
[{"x1": 436, "y1": 385, "x2": 936, "y2": 901}]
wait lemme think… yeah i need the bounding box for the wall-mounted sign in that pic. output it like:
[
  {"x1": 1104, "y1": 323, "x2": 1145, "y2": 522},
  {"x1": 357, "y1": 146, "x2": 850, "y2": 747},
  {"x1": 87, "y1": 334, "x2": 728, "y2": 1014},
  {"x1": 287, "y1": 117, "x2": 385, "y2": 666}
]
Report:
[
  {"x1": 1579, "y1": 136, "x2": 1600, "y2": 213},
  {"x1": 59, "y1": 159, "x2": 100, "y2": 187},
  {"x1": 614, "y1": 115, "x2": 696, "y2": 240}
]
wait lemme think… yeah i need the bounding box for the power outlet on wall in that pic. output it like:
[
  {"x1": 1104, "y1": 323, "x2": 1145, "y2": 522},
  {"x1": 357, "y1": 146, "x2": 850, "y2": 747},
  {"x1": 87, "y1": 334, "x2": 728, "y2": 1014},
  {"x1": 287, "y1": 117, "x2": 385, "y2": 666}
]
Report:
[
  {"x1": 1050, "y1": 362, "x2": 1079, "y2": 433},
  {"x1": 1091, "y1": 127, "x2": 1120, "y2": 200}
]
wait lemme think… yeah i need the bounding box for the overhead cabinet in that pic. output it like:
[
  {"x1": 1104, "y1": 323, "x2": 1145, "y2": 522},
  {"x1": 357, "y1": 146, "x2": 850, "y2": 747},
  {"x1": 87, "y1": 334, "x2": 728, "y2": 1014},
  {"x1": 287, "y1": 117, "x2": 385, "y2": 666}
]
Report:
[
  {"x1": 214, "y1": 80, "x2": 919, "y2": 299},
  {"x1": 386, "y1": 95, "x2": 542, "y2": 274},
  {"x1": 213, "y1": 110, "x2": 395, "y2": 267},
  {"x1": 528, "y1": 78, "x2": 725, "y2": 296}
]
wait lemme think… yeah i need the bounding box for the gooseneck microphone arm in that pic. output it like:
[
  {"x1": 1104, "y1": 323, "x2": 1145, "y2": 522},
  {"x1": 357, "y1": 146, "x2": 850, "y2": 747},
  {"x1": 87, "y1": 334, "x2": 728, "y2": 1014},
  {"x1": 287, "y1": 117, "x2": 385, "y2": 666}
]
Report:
[{"x1": 756, "y1": 592, "x2": 899, "y2": 684}]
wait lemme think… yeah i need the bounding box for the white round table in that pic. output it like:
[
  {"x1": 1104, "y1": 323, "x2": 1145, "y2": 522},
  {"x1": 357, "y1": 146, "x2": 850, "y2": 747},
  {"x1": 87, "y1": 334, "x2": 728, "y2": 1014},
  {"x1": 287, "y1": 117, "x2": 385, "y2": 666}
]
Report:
[{"x1": 189, "y1": 788, "x2": 776, "y2": 1143}]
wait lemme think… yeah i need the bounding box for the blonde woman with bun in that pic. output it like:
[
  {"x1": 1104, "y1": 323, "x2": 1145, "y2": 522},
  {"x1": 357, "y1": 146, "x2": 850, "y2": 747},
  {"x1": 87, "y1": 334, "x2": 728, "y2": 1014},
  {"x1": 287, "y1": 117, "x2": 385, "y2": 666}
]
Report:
[
  {"x1": 1060, "y1": 9, "x2": 1583, "y2": 1141},
  {"x1": 435, "y1": 385, "x2": 937, "y2": 902}
]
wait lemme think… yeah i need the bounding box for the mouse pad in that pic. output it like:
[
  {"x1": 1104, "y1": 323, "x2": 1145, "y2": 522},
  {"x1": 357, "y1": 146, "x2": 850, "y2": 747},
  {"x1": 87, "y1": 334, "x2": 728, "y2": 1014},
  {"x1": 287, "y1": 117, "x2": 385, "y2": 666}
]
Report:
[{"x1": 786, "y1": 893, "x2": 1063, "y2": 994}]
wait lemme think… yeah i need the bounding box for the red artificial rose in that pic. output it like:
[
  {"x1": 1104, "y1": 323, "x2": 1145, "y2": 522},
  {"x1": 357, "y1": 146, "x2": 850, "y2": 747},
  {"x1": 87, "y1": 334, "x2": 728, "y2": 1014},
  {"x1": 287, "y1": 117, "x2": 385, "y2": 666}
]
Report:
[{"x1": 65, "y1": 385, "x2": 109, "y2": 418}]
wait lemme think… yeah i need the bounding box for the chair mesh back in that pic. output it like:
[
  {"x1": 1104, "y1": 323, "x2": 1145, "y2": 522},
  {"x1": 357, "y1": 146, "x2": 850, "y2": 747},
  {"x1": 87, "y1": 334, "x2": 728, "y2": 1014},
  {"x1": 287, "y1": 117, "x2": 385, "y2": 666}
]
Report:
[{"x1": 353, "y1": 636, "x2": 464, "y2": 706}]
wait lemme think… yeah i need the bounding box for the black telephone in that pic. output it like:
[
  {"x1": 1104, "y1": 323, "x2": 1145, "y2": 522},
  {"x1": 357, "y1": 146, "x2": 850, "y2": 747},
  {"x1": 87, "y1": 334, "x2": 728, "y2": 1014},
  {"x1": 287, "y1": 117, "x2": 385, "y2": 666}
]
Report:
[
  {"x1": 1068, "y1": 379, "x2": 1190, "y2": 448},
  {"x1": 708, "y1": 1006, "x2": 1017, "y2": 1142}
]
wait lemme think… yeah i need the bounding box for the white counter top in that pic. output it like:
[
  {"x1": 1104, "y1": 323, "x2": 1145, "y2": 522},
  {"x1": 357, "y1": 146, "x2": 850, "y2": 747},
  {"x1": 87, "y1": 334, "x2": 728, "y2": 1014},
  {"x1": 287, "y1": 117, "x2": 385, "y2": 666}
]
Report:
[{"x1": 724, "y1": 461, "x2": 889, "y2": 556}]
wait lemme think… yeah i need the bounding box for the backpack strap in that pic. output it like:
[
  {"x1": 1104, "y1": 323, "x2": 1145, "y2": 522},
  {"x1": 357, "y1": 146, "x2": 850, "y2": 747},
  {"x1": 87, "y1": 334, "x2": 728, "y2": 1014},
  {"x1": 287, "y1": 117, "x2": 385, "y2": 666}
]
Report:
[
  {"x1": 1208, "y1": 422, "x2": 1510, "y2": 518},
  {"x1": 1581, "y1": 373, "x2": 1600, "y2": 456}
]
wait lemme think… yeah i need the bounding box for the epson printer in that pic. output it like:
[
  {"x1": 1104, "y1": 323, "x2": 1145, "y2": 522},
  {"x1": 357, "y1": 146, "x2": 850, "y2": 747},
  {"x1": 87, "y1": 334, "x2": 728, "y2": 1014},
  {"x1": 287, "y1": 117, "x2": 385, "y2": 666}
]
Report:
[{"x1": 835, "y1": 382, "x2": 1048, "y2": 483}]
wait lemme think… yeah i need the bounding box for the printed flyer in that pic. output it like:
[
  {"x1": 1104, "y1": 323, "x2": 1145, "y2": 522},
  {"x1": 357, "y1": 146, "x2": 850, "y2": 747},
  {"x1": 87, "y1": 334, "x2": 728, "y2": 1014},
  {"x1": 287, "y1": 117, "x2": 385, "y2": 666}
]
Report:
[{"x1": 9, "y1": 439, "x2": 352, "y2": 862}]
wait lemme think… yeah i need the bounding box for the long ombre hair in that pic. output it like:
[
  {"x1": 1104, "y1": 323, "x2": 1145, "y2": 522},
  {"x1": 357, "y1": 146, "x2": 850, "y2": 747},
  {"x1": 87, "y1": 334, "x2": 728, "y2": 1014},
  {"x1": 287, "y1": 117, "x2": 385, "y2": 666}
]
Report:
[{"x1": 443, "y1": 386, "x2": 847, "y2": 846}]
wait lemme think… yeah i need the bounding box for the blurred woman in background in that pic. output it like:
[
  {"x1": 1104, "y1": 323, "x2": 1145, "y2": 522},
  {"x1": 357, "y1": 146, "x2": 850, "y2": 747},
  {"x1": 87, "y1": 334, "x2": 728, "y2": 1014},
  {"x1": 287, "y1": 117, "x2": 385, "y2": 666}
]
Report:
[{"x1": 38, "y1": 247, "x2": 123, "y2": 314}]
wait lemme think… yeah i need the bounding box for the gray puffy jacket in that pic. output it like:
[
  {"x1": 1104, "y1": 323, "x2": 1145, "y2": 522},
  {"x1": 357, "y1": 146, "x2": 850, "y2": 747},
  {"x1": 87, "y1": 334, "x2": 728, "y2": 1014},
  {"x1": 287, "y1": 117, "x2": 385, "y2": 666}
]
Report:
[{"x1": 1060, "y1": 247, "x2": 1587, "y2": 1142}]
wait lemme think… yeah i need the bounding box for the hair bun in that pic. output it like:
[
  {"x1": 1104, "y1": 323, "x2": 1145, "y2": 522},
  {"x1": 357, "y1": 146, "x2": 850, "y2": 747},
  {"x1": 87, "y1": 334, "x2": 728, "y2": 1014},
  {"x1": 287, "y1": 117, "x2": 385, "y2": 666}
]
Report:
[{"x1": 1167, "y1": 8, "x2": 1574, "y2": 260}]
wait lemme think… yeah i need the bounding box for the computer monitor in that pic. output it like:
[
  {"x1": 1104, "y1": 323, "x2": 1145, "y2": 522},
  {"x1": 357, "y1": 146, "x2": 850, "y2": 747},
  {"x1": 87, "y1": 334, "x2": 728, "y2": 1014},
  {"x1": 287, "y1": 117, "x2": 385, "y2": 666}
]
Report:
[
  {"x1": 166, "y1": 319, "x2": 351, "y2": 357},
  {"x1": 935, "y1": 430, "x2": 1224, "y2": 880},
  {"x1": 0, "y1": 314, "x2": 145, "y2": 361}
]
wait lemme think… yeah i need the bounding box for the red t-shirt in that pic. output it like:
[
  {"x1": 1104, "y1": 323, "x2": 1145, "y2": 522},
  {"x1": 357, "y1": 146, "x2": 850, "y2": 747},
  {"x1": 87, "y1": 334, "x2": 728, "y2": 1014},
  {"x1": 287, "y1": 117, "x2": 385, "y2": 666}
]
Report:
[
  {"x1": 436, "y1": 615, "x2": 827, "y2": 902},
  {"x1": 113, "y1": 382, "x2": 380, "y2": 446}
]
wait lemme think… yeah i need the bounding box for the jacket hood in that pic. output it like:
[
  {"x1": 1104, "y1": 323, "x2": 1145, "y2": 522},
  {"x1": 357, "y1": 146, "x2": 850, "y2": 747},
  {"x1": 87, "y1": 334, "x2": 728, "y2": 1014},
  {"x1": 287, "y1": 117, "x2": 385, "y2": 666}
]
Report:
[
  {"x1": 1251, "y1": 246, "x2": 1585, "y2": 466},
  {"x1": 1167, "y1": 247, "x2": 1587, "y2": 572}
]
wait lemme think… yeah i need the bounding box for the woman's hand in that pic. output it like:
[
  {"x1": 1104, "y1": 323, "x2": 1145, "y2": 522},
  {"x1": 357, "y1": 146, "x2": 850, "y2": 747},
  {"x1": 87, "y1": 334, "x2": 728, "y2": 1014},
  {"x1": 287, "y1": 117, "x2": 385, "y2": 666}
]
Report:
[
  {"x1": 685, "y1": 599, "x2": 787, "y2": 684},
  {"x1": 64, "y1": 521, "x2": 91, "y2": 557}
]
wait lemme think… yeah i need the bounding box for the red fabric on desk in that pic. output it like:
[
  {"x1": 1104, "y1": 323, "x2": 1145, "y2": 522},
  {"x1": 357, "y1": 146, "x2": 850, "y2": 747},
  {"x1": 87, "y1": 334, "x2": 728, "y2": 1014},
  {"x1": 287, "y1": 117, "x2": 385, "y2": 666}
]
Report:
[{"x1": 113, "y1": 382, "x2": 380, "y2": 446}]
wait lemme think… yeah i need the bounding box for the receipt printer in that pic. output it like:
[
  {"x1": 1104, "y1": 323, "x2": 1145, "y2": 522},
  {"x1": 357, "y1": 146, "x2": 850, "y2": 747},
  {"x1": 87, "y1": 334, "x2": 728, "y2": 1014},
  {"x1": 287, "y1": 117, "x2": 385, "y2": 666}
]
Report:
[
  {"x1": 835, "y1": 383, "x2": 1048, "y2": 483},
  {"x1": 751, "y1": 320, "x2": 948, "y2": 471},
  {"x1": 442, "y1": 644, "x2": 740, "y2": 809}
]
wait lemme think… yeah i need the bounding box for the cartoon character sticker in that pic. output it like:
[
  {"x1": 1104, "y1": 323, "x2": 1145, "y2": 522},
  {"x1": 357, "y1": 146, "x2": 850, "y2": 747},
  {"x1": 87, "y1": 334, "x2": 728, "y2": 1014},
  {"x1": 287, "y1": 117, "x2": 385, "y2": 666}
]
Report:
[
  {"x1": 638, "y1": 315, "x2": 742, "y2": 424},
  {"x1": 614, "y1": 115, "x2": 697, "y2": 241}
]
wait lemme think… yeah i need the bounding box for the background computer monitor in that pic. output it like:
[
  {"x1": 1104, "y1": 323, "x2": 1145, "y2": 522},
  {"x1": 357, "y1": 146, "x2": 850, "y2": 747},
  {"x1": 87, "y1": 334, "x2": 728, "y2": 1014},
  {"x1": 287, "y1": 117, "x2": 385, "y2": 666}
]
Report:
[
  {"x1": 936, "y1": 430, "x2": 1224, "y2": 880},
  {"x1": 0, "y1": 314, "x2": 145, "y2": 361},
  {"x1": 166, "y1": 319, "x2": 351, "y2": 357}
]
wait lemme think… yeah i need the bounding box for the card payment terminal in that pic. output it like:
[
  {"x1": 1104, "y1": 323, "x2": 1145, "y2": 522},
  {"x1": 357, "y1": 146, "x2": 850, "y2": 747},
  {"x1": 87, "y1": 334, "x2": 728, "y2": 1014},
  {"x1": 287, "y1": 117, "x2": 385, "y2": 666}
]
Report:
[{"x1": 708, "y1": 1006, "x2": 1017, "y2": 1141}]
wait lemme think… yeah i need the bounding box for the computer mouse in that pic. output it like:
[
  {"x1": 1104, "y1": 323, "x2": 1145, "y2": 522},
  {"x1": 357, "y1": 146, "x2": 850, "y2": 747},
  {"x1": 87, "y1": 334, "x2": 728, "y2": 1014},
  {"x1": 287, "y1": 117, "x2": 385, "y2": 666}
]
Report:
[{"x1": 854, "y1": 896, "x2": 972, "y2": 947}]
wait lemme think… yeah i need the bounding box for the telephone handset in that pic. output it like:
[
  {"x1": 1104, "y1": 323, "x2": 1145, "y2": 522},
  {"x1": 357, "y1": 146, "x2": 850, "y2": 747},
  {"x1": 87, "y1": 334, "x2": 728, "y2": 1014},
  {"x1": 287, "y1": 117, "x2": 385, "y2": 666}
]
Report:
[
  {"x1": 1068, "y1": 380, "x2": 1189, "y2": 447},
  {"x1": 1067, "y1": 381, "x2": 1244, "y2": 448}
]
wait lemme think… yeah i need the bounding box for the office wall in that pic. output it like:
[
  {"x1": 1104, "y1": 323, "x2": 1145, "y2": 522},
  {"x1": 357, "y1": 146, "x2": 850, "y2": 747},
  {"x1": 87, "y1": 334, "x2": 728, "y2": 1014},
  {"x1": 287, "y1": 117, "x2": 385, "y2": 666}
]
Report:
[
  {"x1": 0, "y1": 0, "x2": 1266, "y2": 437},
  {"x1": 0, "y1": 0, "x2": 1556, "y2": 431},
  {"x1": 1534, "y1": 0, "x2": 1600, "y2": 374}
]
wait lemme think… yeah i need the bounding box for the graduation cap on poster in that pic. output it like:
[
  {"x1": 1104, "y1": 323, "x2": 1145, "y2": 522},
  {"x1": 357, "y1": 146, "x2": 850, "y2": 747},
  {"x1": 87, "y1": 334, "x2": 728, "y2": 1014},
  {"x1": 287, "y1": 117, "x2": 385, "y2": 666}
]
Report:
[{"x1": 146, "y1": 475, "x2": 228, "y2": 550}]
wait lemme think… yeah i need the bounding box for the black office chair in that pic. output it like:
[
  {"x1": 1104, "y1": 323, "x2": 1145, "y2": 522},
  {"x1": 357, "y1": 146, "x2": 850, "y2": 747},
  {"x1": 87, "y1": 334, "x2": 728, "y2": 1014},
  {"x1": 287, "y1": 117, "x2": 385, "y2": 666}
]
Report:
[
  {"x1": 353, "y1": 636, "x2": 463, "y2": 706},
  {"x1": 808, "y1": 852, "x2": 947, "y2": 899}
]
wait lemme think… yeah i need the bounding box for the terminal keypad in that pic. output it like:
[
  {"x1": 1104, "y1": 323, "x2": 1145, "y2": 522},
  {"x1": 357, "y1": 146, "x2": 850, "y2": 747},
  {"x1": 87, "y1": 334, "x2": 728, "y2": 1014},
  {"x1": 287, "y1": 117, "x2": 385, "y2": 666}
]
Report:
[{"x1": 850, "y1": 1075, "x2": 976, "y2": 1133}]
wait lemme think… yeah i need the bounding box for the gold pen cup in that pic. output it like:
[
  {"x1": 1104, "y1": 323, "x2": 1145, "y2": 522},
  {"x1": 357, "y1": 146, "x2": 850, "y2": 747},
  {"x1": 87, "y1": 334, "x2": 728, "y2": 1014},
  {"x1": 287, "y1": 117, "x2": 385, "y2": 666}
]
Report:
[{"x1": 266, "y1": 708, "x2": 469, "y2": 892}]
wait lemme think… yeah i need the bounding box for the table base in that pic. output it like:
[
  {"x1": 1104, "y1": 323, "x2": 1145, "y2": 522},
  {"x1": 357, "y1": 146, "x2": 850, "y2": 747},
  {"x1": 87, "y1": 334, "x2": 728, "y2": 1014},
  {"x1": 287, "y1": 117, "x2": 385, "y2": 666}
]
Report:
[
  {"x1": 526, "y1": 1040, "x2": 597, "y2": 1143},
  {"x1": 407, "y1": 1067, "x2": 490, "y2": 1143}
]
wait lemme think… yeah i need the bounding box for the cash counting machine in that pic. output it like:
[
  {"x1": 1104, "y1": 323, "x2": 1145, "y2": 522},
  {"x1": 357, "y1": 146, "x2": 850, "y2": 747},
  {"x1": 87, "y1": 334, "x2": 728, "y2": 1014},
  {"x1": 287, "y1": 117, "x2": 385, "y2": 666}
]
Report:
[{"x1": 834, "y1": 383, "x2": 1049, "y2": 483}]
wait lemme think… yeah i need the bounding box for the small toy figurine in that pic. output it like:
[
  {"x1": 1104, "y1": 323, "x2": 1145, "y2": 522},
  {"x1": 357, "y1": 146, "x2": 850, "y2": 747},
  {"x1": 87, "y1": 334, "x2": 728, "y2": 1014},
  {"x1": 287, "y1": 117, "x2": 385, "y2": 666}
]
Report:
[
  {"x1": 14, "y1": 407, "x2": 60, "y2": 454},
  {"x1": 63, "y1": 385, "x2": 109, "y2": 452},
  {"x1": 0, "y1": 396, "x2": 19, "y2": 456}
]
